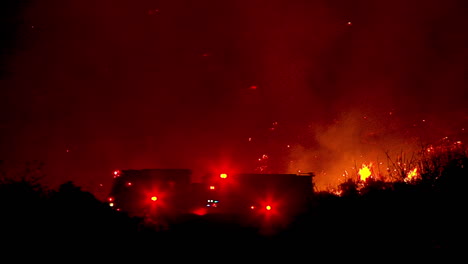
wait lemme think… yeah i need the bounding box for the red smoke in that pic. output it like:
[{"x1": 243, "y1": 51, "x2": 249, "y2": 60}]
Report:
[{"x1": 1, "y1": 0, "x2": 467, "y2": 200}]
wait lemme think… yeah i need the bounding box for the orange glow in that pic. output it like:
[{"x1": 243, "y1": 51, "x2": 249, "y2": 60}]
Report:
[
  {"x1": 151, "y1": 196, "x2": 158, "y2": 201},
  {"x1": 220, "y1": 173, "x2": 228, "y2": 179},
  {"x1": 358, "y1": 163, "x2": 372, "y2": 181}
]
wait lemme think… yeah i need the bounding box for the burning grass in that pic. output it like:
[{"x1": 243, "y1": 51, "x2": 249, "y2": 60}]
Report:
[{"x1": 334, "y1": 137, "x2": 468, "y2": 196}]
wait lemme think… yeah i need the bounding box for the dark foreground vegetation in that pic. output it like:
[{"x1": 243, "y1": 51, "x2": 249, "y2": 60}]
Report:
[{"x1": 1, "y1": 145, "x2": 467, "y2": 260}]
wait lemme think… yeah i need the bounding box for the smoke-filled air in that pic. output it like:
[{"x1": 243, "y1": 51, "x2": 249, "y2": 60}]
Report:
[{"x1": 1, "y1": 0, "x2": 467, "y2": 200}]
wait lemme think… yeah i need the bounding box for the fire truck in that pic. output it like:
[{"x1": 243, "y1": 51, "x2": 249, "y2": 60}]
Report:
[{"x1": 107, "y1": 168, "x2": 314, "y2": 229}]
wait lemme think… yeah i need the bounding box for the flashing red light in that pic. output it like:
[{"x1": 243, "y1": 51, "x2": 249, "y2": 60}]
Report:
[
  {"x1": 127, "y1": 182, "x2": 132, "y2": 186},
  {"x1": 107, "y1": 197, "x2": 114, "y2": 202},
  {"x1": 265, "y1": 205, "x2": 272, "y2": 211},
  {"x1": 209, "y1": 185, "x2": 216, "y2": 190},
  {"x1": 250, "y1": 205, "x2": 255, "y2": 210},
  {"x1": 113, "y1": 170, "x2": 120, "y2": 178},
  {"x1": 151, "y1": 196, "x2": 158, "y2": 202},
  {"x1": 192, "y1": 208, "x2": 207, "y2": 216},
  {"x1": 220, "y1": 173, "x2": 228, "y2": 179}
]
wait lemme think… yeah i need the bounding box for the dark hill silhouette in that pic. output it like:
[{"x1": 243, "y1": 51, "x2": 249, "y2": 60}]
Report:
[{"x1": 0, "y1": 146, "x2": 467, "y2": 259}]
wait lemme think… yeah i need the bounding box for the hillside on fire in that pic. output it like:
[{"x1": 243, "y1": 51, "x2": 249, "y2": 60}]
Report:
[{"x1": 1, "y1": 142, "x2": 467, "y2": 258}]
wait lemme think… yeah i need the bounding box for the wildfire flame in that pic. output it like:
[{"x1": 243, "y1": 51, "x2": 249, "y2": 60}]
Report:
[
  {"x1": 405, "y1": 168, "x2": 419, "y2": 182},
  {"x1": 358, "y1": 163, "x2": 372, "y2": 181}
]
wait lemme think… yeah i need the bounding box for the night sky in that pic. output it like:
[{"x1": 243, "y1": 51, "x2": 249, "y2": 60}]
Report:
[{"x1": 1, "y1": 0, "x2": 467, "y2": 200}]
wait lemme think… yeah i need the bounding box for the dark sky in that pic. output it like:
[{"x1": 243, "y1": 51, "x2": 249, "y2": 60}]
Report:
[{"x1": 1, "y1": 0, "x2": 467, "y2": 199}]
